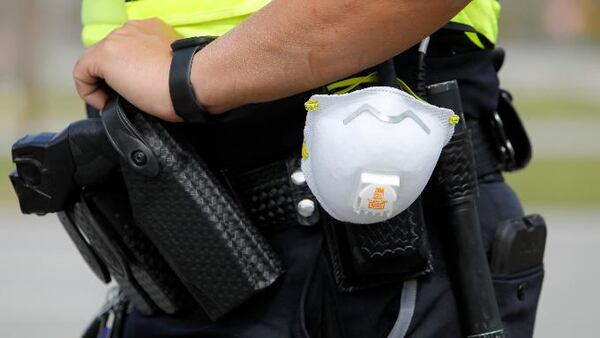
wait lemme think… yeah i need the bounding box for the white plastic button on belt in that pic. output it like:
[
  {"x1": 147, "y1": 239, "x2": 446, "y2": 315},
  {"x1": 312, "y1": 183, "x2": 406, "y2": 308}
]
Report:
[
  {"x1": 290, "y1": 169, "x2": 306, "y2": 186},
  {"x1": 297, "y1": 199, "x2": 315, "y2": 218}
]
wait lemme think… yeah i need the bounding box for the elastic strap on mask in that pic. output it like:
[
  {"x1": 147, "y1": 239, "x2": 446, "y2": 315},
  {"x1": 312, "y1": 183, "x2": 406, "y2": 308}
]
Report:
[
  {"x1": 326, "y1": 74, "x2": 424, "y2": 102},
  {"x1": 325, "y1": 72, "x2": 378, "y2": 94}
]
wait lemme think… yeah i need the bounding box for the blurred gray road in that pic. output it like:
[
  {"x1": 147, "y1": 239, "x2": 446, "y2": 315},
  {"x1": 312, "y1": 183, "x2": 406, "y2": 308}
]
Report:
[
  {"x1": 533, "y1": 207, "x2": 600, "y2": 338},
  {"x1": 0, "y1": 205, "x2": 598, "y2": 338},
  {"x1": 500, "y1": 42, "x2": 600, "y2": 93},
  {"x1": 0, "y1": 207, "x2": 107, "y2": 338}
]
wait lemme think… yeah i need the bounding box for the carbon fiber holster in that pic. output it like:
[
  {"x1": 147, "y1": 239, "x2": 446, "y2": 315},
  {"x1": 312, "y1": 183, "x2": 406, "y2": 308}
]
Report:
[{"x1": 101, "y1": 98, "x2": 284, "y2": 320}]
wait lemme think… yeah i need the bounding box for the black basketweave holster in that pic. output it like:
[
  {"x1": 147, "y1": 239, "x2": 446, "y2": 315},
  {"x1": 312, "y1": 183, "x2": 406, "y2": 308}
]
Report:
[
  {"x1": 58, "y1": 182, "x2": 190, "y2": 316},
  {"x1": 9, "y1": 97, "x2": 284, "y2": 321},
  {"x1": 101, "y1": 98, "x2": 284, "y2": 320}
]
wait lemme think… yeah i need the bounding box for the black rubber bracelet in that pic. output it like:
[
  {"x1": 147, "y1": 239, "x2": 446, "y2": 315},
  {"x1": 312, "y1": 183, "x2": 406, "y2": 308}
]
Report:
[{"x1": 169, "y1": 37, "x2": 214, "y2": 123}]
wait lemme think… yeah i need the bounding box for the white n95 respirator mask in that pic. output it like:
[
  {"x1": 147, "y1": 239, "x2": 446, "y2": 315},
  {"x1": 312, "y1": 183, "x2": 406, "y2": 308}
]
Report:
[{"x1": 301, "y1": 86, "x2": 458, "y2": 224}]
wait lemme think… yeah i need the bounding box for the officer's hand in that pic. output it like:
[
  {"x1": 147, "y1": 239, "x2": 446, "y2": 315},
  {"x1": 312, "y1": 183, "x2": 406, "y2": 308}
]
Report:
[{"x1": 73, "y1": 18, "x2": 183, "y2": 122}]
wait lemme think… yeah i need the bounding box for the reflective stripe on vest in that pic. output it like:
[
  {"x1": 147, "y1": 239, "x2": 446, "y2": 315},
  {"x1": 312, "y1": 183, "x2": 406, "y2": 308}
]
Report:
[{"x1": 81, "y1": 0, "x2": 500, "y2": 48}]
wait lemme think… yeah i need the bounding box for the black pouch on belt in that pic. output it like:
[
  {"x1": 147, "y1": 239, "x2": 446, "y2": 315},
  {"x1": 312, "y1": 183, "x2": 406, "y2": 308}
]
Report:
[
  {"x1": 101, "y1": 97, "x2": 284, "y2": 320},
  {"x1": 323, "y1": 197, "x2": 433, "y2": 292}
]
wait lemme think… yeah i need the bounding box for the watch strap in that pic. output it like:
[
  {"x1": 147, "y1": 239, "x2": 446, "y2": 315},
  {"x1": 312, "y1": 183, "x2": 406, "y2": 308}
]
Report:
[{"x1": 169, "y1": 37, "x2": 213, "y2": 123}]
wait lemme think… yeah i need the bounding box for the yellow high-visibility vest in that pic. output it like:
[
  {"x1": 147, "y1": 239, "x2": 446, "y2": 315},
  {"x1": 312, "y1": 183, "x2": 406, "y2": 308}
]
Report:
[{"x1": 81, "y1": 0, "x2": 500, "y2": 49}]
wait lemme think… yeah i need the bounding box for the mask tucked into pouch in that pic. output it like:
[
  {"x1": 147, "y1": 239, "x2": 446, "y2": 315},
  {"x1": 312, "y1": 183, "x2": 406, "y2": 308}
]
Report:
[{"x1": 301, "y1": 87, "x2": 457, "y2": 224}]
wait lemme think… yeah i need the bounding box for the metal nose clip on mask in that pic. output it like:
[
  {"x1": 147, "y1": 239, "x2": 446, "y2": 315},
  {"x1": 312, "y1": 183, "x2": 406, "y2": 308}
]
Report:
[{"x1": 301, "y1": 86, "x2": 458, "y2": 224}]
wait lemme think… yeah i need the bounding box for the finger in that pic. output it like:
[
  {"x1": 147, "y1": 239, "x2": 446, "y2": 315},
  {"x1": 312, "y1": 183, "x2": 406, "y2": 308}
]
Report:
[
  {"x1": 73, "y1": 47, "x2": 109, "y2": 109},
  {"x1": 75, "y1": 80, "x2": 110, "y2": 110}
]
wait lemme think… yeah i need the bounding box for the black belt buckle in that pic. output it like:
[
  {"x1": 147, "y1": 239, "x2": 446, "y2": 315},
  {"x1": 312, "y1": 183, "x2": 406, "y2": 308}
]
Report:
[{"x1": 490, "y1": 89, "x2": 532, "y2": 172}]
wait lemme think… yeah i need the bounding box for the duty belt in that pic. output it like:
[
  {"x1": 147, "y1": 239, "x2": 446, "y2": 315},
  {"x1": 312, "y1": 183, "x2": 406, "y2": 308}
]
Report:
[
  {"x1": 224, "y1": 158, "x2": 320, "y2": 233},
  {"x1": 229, "y1": 116, "x2": 513, "y2": 233}
]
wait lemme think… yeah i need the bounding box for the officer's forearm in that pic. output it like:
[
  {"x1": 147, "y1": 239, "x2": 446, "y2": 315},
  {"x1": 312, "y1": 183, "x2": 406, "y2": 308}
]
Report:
[{"x1": 192, "y1": 0, "x2": 469, "y2": 113}]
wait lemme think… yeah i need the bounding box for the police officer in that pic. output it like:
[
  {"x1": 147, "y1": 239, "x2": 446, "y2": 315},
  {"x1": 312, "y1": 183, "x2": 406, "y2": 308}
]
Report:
[{"x1": 72, "y1": 0, "x2": 543, "y2": 337}]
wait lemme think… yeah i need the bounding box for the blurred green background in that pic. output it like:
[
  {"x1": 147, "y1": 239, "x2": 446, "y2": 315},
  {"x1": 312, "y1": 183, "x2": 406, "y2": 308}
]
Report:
[{"x1": 1, "y1": 0, "x2": 599, "y2": 209}]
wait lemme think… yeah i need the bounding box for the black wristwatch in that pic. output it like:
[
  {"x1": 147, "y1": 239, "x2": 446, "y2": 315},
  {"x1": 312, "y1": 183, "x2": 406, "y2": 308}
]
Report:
[{"x1": 169, "y1": 36, "x2": 215, "y2": 123}]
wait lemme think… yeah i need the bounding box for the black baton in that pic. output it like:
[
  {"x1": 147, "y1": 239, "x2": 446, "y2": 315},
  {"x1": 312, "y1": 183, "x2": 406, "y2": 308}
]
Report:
[{"x1": 428, "y1": 80, "x2": 504, "y2": 338}]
